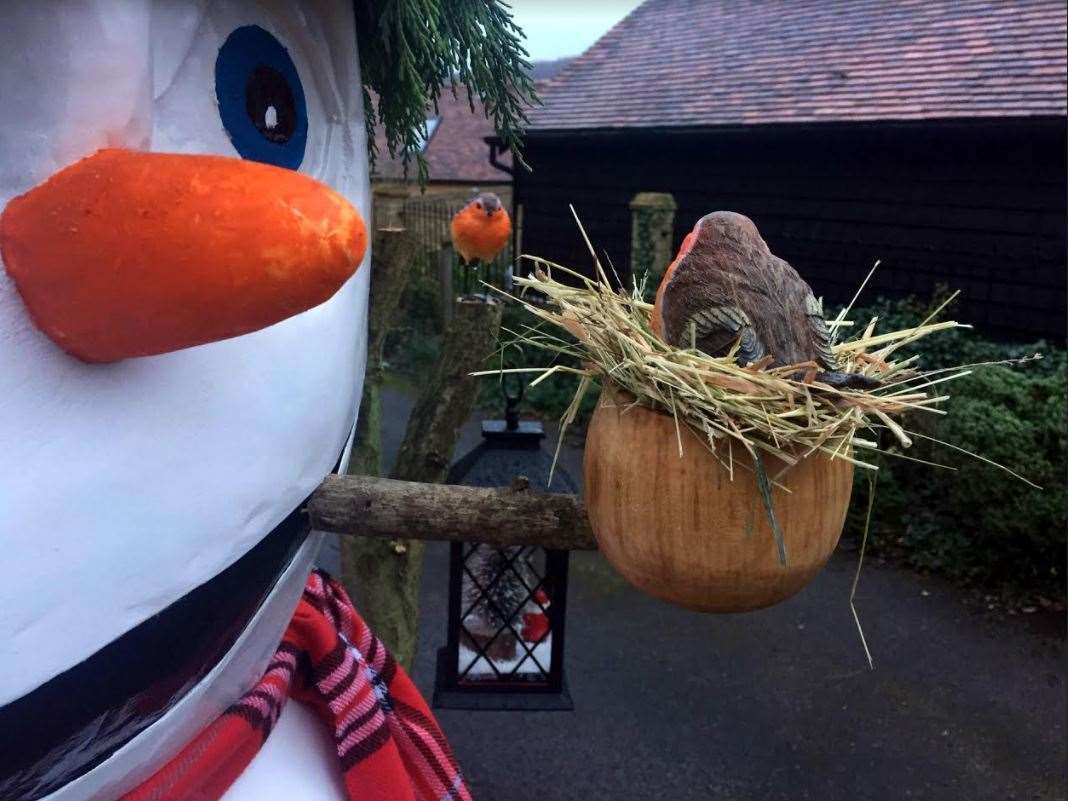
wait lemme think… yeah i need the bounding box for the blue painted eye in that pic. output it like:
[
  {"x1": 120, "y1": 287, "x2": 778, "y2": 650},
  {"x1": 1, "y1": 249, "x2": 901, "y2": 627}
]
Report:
[{"x1": 215, "y1": 26, "x2": 307, "y2": 170}]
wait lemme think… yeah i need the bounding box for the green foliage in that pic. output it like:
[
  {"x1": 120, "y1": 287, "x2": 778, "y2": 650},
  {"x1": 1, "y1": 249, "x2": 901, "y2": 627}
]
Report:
[
  {"x1": 356, "y1": 0, "x2": 539, "y2": 184},
  {"x1": 479, "y1": 303, "x2": 598, "y2": 424},
  {"x1": 843, "y1": 293, "x2": 1066, "y2": 597}
]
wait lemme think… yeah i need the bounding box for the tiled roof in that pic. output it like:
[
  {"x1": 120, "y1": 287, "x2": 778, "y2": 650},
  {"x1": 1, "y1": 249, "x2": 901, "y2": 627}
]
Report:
[
  {"x1": 373, "y1": 90, "x2": 511, "y2": 182},
  {"x1": 528, "y1": 0, "x2": 1067, "y2": 131}
]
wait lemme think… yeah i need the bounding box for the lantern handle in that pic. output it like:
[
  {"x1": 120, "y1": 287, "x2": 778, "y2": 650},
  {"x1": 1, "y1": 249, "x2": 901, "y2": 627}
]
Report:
[{"x1": 501, "y1": 371, "x2": 524, "y2": 431}]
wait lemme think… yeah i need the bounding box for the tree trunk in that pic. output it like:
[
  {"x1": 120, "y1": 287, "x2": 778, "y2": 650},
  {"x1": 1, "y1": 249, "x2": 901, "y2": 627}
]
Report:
[
  {"x1": 340, "y1": 227, "x2": 418, "y2": 651},
  {"x1": 392, "y1": 298, "x2": 502, "y2": 484},
  {"x1": 343, "y1": 238, "x2": 503, "y2": 670},
  {"x1": 370, "y1": 297, "x2": 502, "y2": 669},
  {"x1": 346, "y1": 226, "x2": 418, "y2": 477}
]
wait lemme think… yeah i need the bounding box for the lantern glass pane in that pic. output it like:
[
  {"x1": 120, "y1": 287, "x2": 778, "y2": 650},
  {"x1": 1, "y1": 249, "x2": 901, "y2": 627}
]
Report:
[{"x1": 457, "y1": 544, "x2": 553, "y2": 684}]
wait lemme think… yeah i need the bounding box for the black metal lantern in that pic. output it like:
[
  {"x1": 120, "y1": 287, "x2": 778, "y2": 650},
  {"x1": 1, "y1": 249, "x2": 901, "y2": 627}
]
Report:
[{"x1": 433, "y1": 375, "x2": 575, "y2": 710}]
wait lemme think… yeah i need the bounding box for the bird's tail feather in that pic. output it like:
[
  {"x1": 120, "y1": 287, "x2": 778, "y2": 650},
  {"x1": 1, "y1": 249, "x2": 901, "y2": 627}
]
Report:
[{"x1": 814, "y1": 370, "x2": 882, "y2": 390}]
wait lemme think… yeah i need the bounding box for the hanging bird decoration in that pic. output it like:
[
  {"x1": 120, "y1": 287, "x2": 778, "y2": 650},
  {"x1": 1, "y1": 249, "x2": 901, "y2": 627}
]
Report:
[
  {"x1": 652, "y1": 211, "x2": 878, "y2": 390},
  {"x1": 450, "y1": 191, "x2": 512, "y2": 266}
]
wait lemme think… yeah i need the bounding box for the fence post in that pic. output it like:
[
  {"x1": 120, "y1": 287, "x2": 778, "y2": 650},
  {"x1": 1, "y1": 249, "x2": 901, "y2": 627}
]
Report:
[{"x1": 629, "y1": 192, "x2": 677, "y2": 297}]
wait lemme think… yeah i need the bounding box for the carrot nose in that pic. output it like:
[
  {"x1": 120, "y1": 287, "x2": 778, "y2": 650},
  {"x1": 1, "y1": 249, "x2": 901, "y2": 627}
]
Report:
[{"x1": 0, "y1": 149, "x2": 367, "y2": 362}]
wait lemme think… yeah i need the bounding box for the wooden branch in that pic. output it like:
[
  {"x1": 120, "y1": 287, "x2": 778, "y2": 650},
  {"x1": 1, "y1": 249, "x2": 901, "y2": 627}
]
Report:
[{"x1": 309, "y1": 474, "x2": 597, "y2": 551}]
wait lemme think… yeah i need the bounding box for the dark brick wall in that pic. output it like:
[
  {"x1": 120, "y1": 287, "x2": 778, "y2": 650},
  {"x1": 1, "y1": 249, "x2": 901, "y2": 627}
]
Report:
[{"x1": 513, "y1": 119, "x2": 1066, "y2": 340}]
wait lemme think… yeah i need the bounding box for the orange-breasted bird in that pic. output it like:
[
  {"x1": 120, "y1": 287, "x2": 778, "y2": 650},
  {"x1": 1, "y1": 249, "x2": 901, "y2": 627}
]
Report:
[
  {"x1": 450, "y1": 191, "x2": 511, "y2": 265},
  {"x1": 652, "y1": 211, "x2": 877, "y2": 389}
]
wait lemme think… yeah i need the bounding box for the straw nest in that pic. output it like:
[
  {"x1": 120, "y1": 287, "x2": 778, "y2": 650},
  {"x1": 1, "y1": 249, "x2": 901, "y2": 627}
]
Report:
[{"x1": 481, "y1": 257, "x2": 1040, "y2": 490}]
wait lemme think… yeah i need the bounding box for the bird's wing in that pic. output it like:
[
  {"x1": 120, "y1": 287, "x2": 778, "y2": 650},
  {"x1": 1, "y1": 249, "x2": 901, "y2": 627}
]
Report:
[
  {"x1": 685, "y1": 304, "x2": 766, "y2": 365},
  {"x1": 662, "y1": 282, "x2": 767, "y2": 364},
  {"x1": 659, "y1": 254, "x2": 768, "y2": 363},
  {"x1": 450, "y1": 215, "x2": 472, "y2": 263},
  {"x1": 802, "y1": 291, "x2": 837, "y2": 370},
  {"x1": 761, "y1": 251, "x2": 837, "y2": 370}
]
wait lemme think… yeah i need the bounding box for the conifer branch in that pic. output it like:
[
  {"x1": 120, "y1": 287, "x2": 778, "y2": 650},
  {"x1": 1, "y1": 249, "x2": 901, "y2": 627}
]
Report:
[{"x1": 356, "y1": 0, "x2": 539, "y2": 184}]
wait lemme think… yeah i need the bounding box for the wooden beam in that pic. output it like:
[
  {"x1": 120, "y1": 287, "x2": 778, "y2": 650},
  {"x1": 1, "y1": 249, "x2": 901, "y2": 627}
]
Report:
[{"x1": 308, "y1": 474, "x2": 598, "y2": 551}]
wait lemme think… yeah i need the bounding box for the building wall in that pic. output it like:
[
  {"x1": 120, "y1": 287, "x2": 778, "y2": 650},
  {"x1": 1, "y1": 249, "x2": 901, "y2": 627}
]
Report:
[{"x1": 515, "y1": 119, "x2": 1066, "y2": 340}]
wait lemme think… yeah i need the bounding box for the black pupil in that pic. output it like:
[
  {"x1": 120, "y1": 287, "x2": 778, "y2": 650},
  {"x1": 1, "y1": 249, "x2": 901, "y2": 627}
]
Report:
[{"x1": 245, "y1": 65, "x2": 296, "y2": 144}]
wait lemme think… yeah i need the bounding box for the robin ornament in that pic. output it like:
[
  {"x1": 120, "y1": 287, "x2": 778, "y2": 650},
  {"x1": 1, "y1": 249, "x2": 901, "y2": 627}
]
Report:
[{"x1": 450, "y1": 191, "x2": 512, "y2": 266}]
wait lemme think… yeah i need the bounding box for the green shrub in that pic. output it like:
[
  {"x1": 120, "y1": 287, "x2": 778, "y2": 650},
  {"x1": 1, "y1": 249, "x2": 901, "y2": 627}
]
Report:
[
  {"x1": 843, "y1": 293, "x2": 1066, "y2": 597},
  {"x1": 477, "y1": 303, "x2": 599, "y2": 425}
]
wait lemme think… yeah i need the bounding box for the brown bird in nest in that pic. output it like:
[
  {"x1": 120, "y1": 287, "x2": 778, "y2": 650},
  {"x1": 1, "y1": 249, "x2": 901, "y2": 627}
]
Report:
[{"x1": 651, "y1": 211, "x2": 878, "y2": 390}]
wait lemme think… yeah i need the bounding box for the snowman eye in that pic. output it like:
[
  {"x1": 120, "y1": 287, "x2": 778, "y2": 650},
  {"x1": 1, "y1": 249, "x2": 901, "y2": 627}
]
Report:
[
  {"x1": 246, "y1": 65, "x2": 296, "y2": 144},
  {"x1": 215, "y1": 26, "x2": 307, "y2": 169}
]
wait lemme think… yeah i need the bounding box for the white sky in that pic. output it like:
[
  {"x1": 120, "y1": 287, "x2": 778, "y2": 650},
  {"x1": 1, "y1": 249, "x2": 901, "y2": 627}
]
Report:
[{"x1": 508, "y1": 0, "x2": 645, "y2": 61}]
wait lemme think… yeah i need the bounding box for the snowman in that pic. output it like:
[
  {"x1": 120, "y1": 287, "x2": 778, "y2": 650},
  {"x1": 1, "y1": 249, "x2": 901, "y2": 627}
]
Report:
[{"x1": 0, "y1": 2, "x2": 533, "y2": 799}]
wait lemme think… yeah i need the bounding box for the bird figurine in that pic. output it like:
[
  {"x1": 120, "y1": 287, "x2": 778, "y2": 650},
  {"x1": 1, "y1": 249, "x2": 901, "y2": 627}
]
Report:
[
  {"x1": 652, "y1": 211, "x2": 877, "y2": 389},
  {"x1": 450, "y1": 191, "x2": 512, "y2": 266}
]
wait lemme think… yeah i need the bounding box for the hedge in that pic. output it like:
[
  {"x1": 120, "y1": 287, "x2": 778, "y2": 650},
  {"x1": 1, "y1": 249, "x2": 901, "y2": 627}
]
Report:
[{"x1": 842, "y1": 293, "x2": 1065, "y2": 597}]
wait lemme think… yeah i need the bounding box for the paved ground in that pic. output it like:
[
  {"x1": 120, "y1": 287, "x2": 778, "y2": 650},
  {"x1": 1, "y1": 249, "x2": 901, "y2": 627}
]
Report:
[{"x1": 322, "y1": 385, "x2": 1067, "y2": 801}]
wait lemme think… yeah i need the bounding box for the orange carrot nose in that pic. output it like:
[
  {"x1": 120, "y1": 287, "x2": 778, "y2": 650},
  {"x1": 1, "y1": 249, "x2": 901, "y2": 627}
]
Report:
[{"x1": 0, "y1": 149, "x2": 367, "y2": 362}]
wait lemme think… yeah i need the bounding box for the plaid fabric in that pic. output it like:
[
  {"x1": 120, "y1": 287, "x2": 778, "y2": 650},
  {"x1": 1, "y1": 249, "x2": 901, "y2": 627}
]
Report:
[{"x1": 123, "y1": 570, "x2": 471, "y2": 801}]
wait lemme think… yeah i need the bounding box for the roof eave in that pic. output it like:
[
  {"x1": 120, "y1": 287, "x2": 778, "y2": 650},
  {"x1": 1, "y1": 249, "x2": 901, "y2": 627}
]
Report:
[{"x1": 519, "y1": 114, "x2": 1068, "y2": 139}]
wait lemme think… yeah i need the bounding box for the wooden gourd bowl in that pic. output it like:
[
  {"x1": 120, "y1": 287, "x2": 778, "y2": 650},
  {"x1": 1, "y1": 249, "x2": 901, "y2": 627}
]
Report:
[{"x1": 583, "y1": 385, "x2": 854, "y2": 612}]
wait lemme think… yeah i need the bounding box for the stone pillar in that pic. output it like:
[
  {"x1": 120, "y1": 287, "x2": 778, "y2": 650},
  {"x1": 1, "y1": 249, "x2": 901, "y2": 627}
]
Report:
[{"x1": 629, "y1": 192, "x2": 677, "y2": 298}]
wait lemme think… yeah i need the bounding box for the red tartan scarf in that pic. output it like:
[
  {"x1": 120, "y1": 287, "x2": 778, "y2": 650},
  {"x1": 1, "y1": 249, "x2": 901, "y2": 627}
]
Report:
[{"x1": 123, "y1": 570, "x2": 471, "y2": 801}]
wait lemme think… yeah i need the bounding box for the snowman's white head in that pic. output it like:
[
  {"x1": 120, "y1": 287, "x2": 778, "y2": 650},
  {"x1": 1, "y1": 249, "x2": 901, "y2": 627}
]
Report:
[{"x1": 0, "y1": 2, "x2": 370, "y2": 796}]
